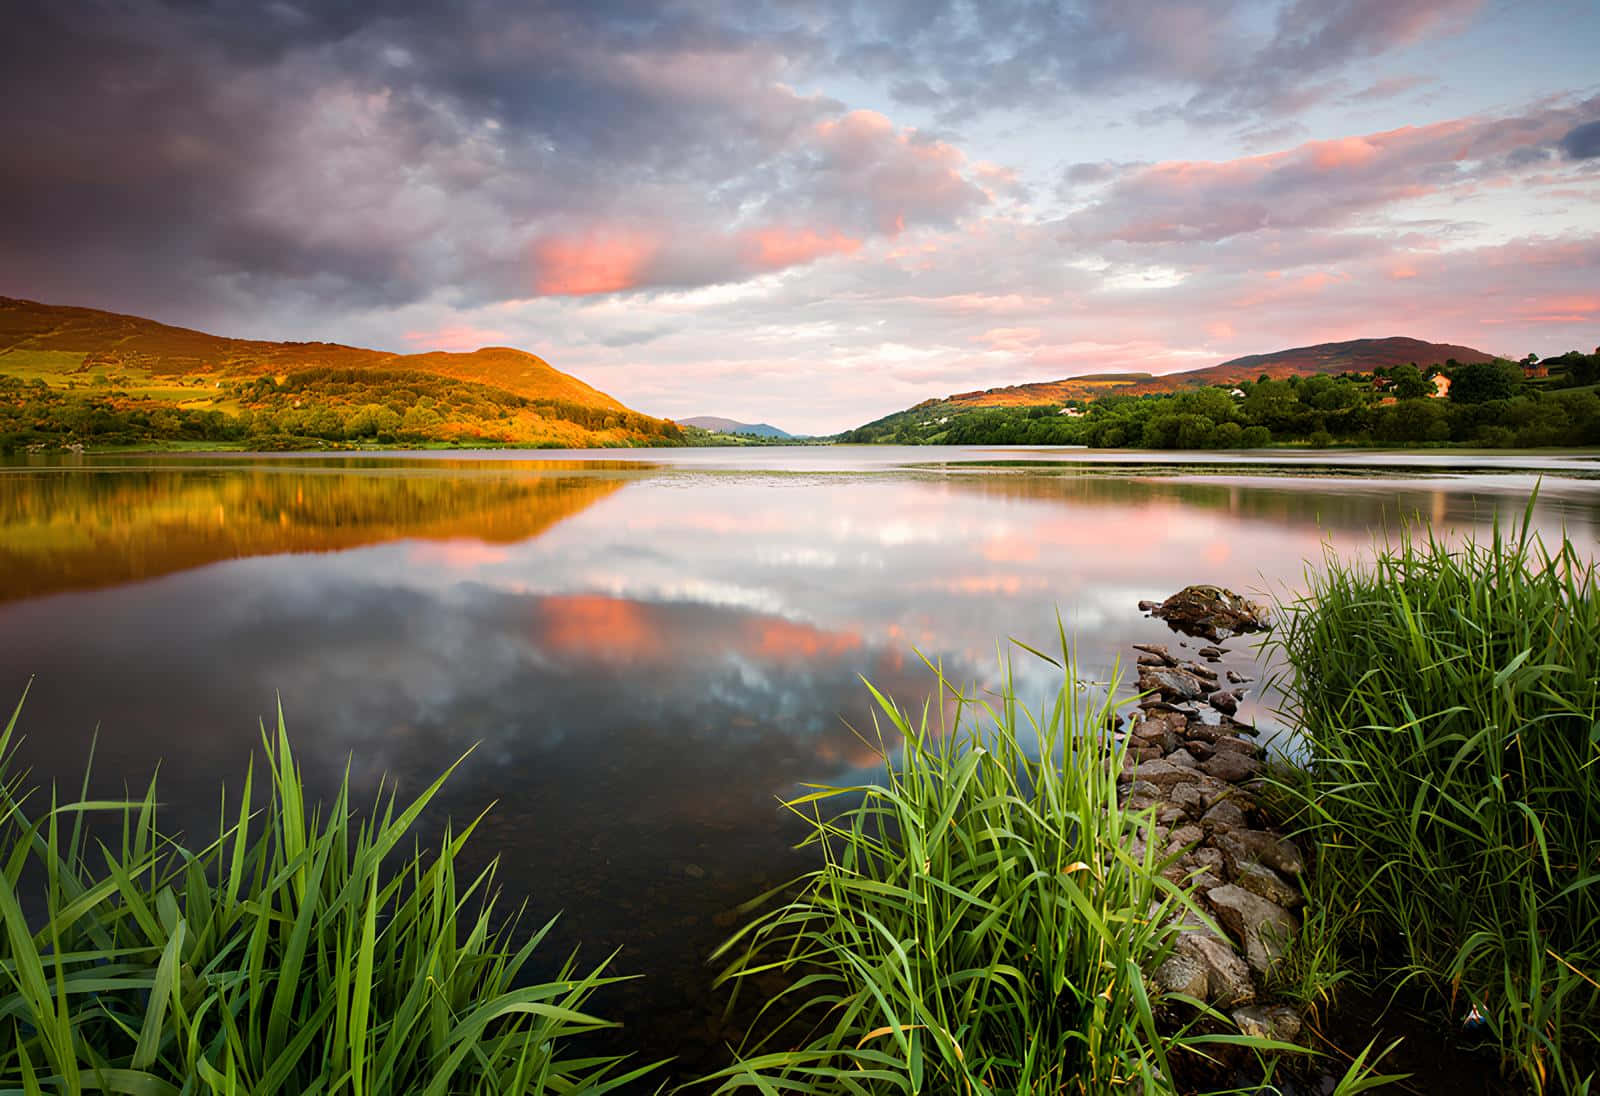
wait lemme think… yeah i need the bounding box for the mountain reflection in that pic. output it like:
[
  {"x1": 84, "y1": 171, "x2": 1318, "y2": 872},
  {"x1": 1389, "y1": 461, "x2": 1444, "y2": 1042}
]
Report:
[{"x1": 0, "y1": 460, "x2": 633, "y2": 602}]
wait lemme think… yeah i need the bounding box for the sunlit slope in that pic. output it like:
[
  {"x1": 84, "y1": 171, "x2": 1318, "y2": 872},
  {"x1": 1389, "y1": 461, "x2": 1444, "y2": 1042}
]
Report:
[
  {"x1": 940, "y1": 336, "x2": 1497, "y2": 410},
  {"x1": 0, "y1": 463, "x2": 630, "y2": 601},
  {"x1": 0, "y1": 296, "x2": 672, "y2": 446}
]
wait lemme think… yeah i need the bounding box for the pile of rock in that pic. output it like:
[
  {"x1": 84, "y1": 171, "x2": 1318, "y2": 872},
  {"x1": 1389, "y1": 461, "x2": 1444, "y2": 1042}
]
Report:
[{"x1": 1119, "y1": 593, "x2": 1308, "y2": 1046}]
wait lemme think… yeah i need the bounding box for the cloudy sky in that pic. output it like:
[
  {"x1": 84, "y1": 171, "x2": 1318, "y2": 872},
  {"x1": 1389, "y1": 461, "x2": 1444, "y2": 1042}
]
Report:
[{"x1": 2, "y1": 0, "x2": 1597, "y2": 433}]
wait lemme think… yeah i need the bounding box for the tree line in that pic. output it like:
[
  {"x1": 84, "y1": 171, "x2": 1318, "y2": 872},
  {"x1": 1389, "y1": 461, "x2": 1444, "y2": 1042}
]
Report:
[{"x1": 840, "y1": 352, "x2": 1600, "y2": 449}]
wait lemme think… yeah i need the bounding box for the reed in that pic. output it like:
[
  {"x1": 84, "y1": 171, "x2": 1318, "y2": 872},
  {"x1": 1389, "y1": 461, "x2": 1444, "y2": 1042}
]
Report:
[
  {"x1": 1271, "y1": 511, "x2": 1600, "y2": 1091},
  {"x1": 0, "y1": 698, "x2": 659, "y2": 1095},
  {"x1": 700, "y1": 638, "x2": 1349, "y2": 1094}
]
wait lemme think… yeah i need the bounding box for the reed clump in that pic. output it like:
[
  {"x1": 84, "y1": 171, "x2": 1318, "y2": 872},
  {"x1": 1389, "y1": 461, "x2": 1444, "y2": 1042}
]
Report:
[
  {"x1": 1273, "y1": 516, "x2": 1600, "y2": 1091},
  {"x1": 703, "y1": 643, "x2": 1321, "y2": 1095},
  {"x1": 0, "y1": 701, "x2": 657, "y2": 1095}
]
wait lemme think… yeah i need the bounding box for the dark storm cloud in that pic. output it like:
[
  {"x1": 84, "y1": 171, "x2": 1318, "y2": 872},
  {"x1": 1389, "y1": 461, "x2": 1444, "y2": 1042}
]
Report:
[
  {"x1": 0, "y1": 0, "x2": 984, "y2": 320},
  {"x1": 1561, "y1": 120, "x2": 1600, "y2": 160}
]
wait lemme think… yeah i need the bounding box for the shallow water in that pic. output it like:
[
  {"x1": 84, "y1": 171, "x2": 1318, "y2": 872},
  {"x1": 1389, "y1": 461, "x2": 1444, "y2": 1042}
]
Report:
[{"x1": 2, "y1": 445, "x2": 1597, "y2": 1077}]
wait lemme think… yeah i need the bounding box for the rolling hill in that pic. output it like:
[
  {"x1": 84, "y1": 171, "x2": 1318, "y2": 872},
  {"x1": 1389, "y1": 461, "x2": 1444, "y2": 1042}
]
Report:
[
  {"x1": 936, "y1": 337, "x2": 1497, "y2": 411},
  {"x1": 0, "y1": 296, "x2": 680, "y2": 448},
  {"x1": 678, "y1": 416, "x2": 793, "y2": 438}
]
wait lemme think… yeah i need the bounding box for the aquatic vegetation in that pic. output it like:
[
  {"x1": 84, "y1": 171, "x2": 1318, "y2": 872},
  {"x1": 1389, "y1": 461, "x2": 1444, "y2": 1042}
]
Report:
[
  {"x1": 0, "y1": 698, "x2": 657, "y2": 1094},
  {"x1": 701, "y1": 640, "x2": 1333, "y2": 1094},
  {"x1": 1272, "y1": 513, "x2": 1600, "y2": 1091}
]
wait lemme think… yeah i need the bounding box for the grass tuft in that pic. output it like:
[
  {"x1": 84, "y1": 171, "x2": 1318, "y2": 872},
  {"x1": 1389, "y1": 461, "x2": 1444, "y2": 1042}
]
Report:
[
  {"x1": 1271, "y1": 510, "x2": 1600, "y2": 1091},
  {"x1": 0, "y1": 697, "x2": 661, "y2": 1094}
]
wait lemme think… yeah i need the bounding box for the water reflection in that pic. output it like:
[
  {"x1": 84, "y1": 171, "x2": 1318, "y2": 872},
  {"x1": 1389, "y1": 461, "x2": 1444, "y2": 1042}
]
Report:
[{"x1": 1, "y1": 453, "x2": 1597, "y2": 1078}]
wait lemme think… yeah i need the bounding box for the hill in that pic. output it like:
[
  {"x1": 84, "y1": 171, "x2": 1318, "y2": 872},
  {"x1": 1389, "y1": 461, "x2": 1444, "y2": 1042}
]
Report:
[
  {"x1": 678, "y1": 416, "x2": 793, "y2": 438},
  {"x1": 0, "y1": 296, "x2": 680, "y2": 449},
  {"x1": 940, "y1": 337, "x2": 1497, "y2": 410}
]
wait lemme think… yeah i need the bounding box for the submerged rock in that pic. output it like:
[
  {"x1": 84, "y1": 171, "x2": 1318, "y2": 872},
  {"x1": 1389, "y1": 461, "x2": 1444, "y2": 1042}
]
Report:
[
  {"x1": 1231, "y1": 1003, "x2": 1304, "y2": 1044},
  {"x1": 1150, "y1": 585, "x2": 1272, "y2": 641}
]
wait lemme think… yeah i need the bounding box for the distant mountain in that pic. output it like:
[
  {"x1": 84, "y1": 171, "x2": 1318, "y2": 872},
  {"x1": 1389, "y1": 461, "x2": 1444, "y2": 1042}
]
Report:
[
  {"x1": 939, "y1": 337, "x2": 1497, "y2": 410},
  {"x1": 0, "y1": 296, "x2": 682, "y2": 448},
  {"x1": 679, "y1": 416, "x2": 793, "y2": 438}
]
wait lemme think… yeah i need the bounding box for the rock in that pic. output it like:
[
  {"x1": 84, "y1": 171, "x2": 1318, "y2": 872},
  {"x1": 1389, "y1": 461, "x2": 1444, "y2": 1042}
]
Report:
[
  {"x1": 1232, "y1": 1004, "x2": 1304, "y2": 1044},
  {"x1": 1208, "y1": 884, "x2": 1299, "y2": 975},
  {"x1": 1201, "y1": 799, "x2": 1248, "y2": 834},
  {"x1": 1156, "y1": 804, "x2": 1189, "y2": 825},
  {"x1": 1185, "y1": 662, "x2": 1220, "y2": 683},
  {"x1": 1181, "y1": 721, "x2": 1229, "y2": 745},
  {"x1": 1202, "y1": 751, "x2": 1261, "y2": 782},
  {"x1": 1133, "y1": 744, "x2": 1163, "y2": 762},
  {"x1": 1212, "y1": 735, "x2": 1261, "y2": 758},
  {"x1": 1131, "y1": 642, "x2": 1175, "y2": 664},
  {"x1": 1136, "y1": 653, "x2": 1167, "y2": 667},
  {"x1": 1170, "y1": 782, "x2": 1206, "y2": 816},
  {"x1": 1198, "y1": 645, "x2": 1228, "y2": 659},
  {"x1": 1154, "y1": 931, "x2": 1256, "y2": 1006},
  {"x1": 1209, "y1": 690, "x2": 1239, "y2": 715},
  {"x1": 1167, "y1": 824, "x2": 1204, "y2": 852},
  {"x1": 1151, "y1": 585, "x2": 1272, "y2": 641},
  {"x1": 1226, "y1": 669, "x2": 1250, "y2": 684},
  {"x1": 1219, "y1": 830, "x2": 1307, "y2": 876},
  {"x1": 1137, "y1": 599, "x2": 1160, "y2": 612},
  {"x1": 1184, "y1": 739, "x2": 1216, "y2": 761},
  {"x1": 1235, "y1": 859, "x2": 1304, "y2": 910},
  {"x1": 1165, "y1": 747, "x2": 1200, "y2": 769},
  {"x1": 1184, "y1": 845, "x2": 1228, "y2": 892},
  {"x1": 1137, "y1": 666, "x2": 1205, "y2": 702},
  {"x1": 1129, "y1": 758, "x2": 1204, "y2": 789}
]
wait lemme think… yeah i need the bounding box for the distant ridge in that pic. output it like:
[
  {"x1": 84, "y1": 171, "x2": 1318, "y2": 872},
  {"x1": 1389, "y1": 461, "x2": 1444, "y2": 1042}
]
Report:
[
  {"x1": 939, "y1": 336, "x2": 1497, "y2": 409},
  {"x1": 679, "y1": 416, "x2": 793, "y2": 438}
]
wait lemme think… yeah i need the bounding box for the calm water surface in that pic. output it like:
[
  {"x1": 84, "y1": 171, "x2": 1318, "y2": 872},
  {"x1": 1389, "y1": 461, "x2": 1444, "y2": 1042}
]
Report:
[{"x1": 3, "y1": 445, "x2": 1598, "y2": 1077}]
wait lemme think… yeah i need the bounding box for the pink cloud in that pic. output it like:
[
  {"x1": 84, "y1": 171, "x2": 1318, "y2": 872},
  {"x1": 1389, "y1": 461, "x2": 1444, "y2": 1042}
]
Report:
[
  {"x1": 532, "y1": 232, "x2": 661, "y2": 296},
  {"x1": 401, "y1": 324, "x2": 511, "y2": 350},
  {"x1": 742, "y1": 227, "x2": 862, "y2": 269}
]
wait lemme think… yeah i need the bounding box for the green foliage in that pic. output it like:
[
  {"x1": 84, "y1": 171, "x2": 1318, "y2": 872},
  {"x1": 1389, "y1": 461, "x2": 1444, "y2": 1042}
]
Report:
[
  {"x1": 838, "y1": 350, "x2": 1600, "y2": 450},
  {"x1": 0, "y1": 699, "x2": 658, "y2": 1094},
  {"x1": 1449, "y1": 359, "x2": 1527, "y2": 404},
  {"x1": 1270, "y1": 517, "x2": 1600, "y2": 1091},
  {"x1": 703, "y1": 642, "x2": 1309, "y2": 1094}
]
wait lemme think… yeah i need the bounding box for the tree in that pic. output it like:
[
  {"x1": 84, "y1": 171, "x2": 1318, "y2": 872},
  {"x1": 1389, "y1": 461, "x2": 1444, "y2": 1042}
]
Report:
[
  {"x1": 1449, "y1": 360, "x2": 1524, "y2": 404},
  {"x1": 1388, "y1": 363, "x2": 1433, "y2": 401}
]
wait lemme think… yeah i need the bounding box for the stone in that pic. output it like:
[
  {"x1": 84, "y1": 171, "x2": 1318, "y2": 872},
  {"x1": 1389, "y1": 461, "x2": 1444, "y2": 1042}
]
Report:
[
  {"x1": 1137, "y1": 600, "x2": 1160, "y2": 612},
  {"x1": 1165, "y1": 747, "x2": 1200, "y2": 769},
  {"x1": 1154, "y1": 930, "x2": 1256, "y2": 1007},
  {"x1": 1202, "y1": 751, "x2": 1261, "y2": 782},
  {"x1": 1219, "y1": 830, "x2": 1306, "y2": 876},
  {"x1": 1170, "y1": 782, "x2": 1206, "y2": 816},
  {"x1": 1201, "y1": 798, "x2": 1248, "y2": 834},
  {"x1": 1133, "y1": 744, "x2": 1163, "y2": 762},
  {"x1": 1136, "y1": 653, "x2": 1167, "y2": 667},
  {"x1": 1129, "y1": 758, "x2": 1204, "y2": 789},
  {"x1": 1131, "y1": 642, "x2": 1175, "y2": 664},
  {"x1": 1208, "y1": 884, "x2": 1299, "y2": 975},
  {"x1": 1156, "y1": 804, "x2": 1189, "y2": 825},
  {"x1": 1212, "y1": 735, "x2": 1260, "y2": 758},
  {"x1": 1235, "y1": 859, "x2": 1303, "y2": 910},
  {"x1": 1185, "y1": 662, "x2": 1219, "y2": 683},
  {"x1": 1226, "y1": 669, "x2": 1250, "y2": 685},
  {"x1": 1167, "y1": 824, "x2": 1204, "y2": 852},
  {"x1": 1232, "y1": 1004, "x2": 1304, "y2": 1044},
  {"x1": 1185, "y1": 845, "x2": 1228, "y2": 892},
  {"x1": 1209, "y1": 690, "x2": 1239, "y2": 715},
  {"x1": 1137, "y1": 666, "x2": 1205, "y2": 702},
  {"x1": 1198, "y1": 645, "x2": 1228, "y2": 659},
  {"x1": 1151, "y1": 585, "x2": 1272, "y2": 641}
]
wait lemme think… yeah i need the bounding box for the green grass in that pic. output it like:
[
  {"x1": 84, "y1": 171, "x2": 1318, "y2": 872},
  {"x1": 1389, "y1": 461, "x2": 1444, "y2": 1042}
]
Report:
[
  {"x1": 0, "y1": 695, "x2": 660, "y2": 1094},
  {"x1": 699, "y1": 639, "x2": 1383, "y2": 1094},
  {"x1": 1270, "y1": 510, "x2": 1600, "y2": 1092}
]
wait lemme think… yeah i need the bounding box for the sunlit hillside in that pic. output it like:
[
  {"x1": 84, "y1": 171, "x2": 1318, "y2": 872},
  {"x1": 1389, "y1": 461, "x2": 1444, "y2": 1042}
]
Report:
[{"x1": 0, "y1": 297, "x2": 679, "y2": 449}]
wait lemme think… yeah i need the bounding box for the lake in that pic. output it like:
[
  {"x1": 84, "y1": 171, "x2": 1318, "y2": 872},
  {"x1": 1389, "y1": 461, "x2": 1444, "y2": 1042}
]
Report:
[{"x1": 3, "y1": 445, "x2": 1598, "y2": 1078}]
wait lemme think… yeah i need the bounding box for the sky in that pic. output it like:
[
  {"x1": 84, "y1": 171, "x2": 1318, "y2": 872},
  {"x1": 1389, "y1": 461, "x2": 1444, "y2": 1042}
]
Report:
[{"x1": 1, "y1": 0, "x2": 1597, "y2": 434}]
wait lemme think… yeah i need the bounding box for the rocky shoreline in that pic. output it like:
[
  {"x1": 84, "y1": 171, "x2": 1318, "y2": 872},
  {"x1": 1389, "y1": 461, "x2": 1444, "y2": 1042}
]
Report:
[{"x1": 1119, "y1": 587, "x2": 1309, "y2": 1045}]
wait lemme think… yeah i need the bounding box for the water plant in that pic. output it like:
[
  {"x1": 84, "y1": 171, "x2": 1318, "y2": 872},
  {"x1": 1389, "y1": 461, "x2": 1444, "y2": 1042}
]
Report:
[
  {"x1": 1271, "y1": 512, "x2": 1600, "y2": 1091},
  {"x1": 701, "y1": 640, "x2": 1311, "y2": 1094},
  {"x1": 0, "y1": 695, "x2": 659, "y2": 1095}
]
